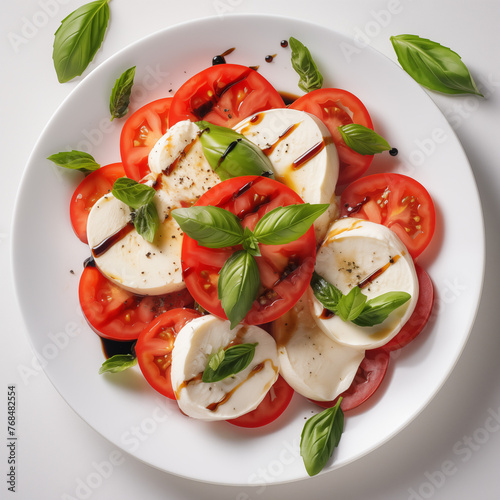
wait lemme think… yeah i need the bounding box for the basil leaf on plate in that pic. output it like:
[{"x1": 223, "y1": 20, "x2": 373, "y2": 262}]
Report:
[
  {"x1": 310, "y1": 271, "x2": 343, "y2": 313},
  {"x1": 289, "y1": 36, "x2": 323, "y2": 93},
  {"x1": 133, "y1": 200, "x2": 159, "y2": 243},
  {"x1": 253, "y1": 203, "x2": 329, "y2": 245},
  {"x1": 390, "y1": 34, "x2": 483, "y2": 96},
  {"x1": 99, "y1": 354, "x2": 137, "y2": 374},
  {"x1": 202, "y1": 343, "x2": 258, "y2": 383},
  {"x1": 338, "y1": 124, "x2": 391, "y2": 155},
  {"x1": 335, "y1": 286, "x2": 367, "y2": 322},
  {"x1": 110, "y1": 66, "x2": 136, "y2": 121},
  {"x1": 300, "y1": 398, "x2": 344, "y2": 476},
  {"x1": 47, "y1": 150, "x2": 100, "y2": 173},
  {"x1": 352, "y1": 291, "x2": 411, "y2": 327},
  {"x1": 171, "y1": 206, "x2": 244, "y2": 248},
  {"x1": 112, "y1": 177, "x2": 155, "y2": 209},
  {"x1": 52, "y1": 0, "x2": 110, "y2": 83},
  {"x1": 218, "y1": 250, "x2": 260, "y2": 329}
]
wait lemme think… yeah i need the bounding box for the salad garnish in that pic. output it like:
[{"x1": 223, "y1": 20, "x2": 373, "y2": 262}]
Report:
[
  {"x1": 109, "y1": 66, "x2": 136, "y2": 121},
  {"x1": 99, "y1": 353, "x2": 137, "y2": 374},
  {"x1": 47, "y1": 150, "x2": 100, "y2": 172},
  {"x1": 338, "y1": 124, "x2": 392, "y2": 156},
  {"x1": 202, "y1": 343, "x2": 258, "y2": 383},
  {"x1": 289, "y1": 36, "x2": 324, "y2": 93}
]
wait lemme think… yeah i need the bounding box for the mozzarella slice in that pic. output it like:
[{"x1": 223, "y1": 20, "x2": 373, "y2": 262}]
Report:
[
  {"x1": 311, "y1": 218, "x2": 419, "y2": 350},
  {"x1": 171, "y1": 315, "x2": 279, "y2": 421},
  {"x1": 272, "y1": 289, "x2": 364, "y2": 401},
  {"x1": 234, "y1": 108, "x2": 339, "y2": 242}
]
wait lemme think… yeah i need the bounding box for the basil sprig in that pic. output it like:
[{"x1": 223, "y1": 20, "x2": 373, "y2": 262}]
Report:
[
  {"x1": 310, "y1": 271, "x2": 411, "y2": 327},
  {"x1": 112, "y1": 178, "x2": 159, "y2": 243},
  {"x1": 289, "y1": 37, "x2": 323, "y2": 93},
  {"x1": 172, "y1": 203, "x2": 328, "y2": 328},
  {"x1": 202, "y1": 343, "x2": 258, "y2": 383},
  {"x1": 110, "y1": 66, "x2": 136, "y2": 121},
  {"x1": 300, "y1": 398, "x2": 344, "y2": 476},
  {"x1": 47, "y1": 150, "x2": 100, "y2": 173},
  {"x1": 99, "y1": 354, "x2": 137, "y2": 374},
  {"x1": 196, "y1": 121, "x2": 274, "y2": 180},
  {"x1": 338, "y1": 124, "x2": 391, "y2": 156},
  {"x1": 390, "y1": 35, "x2": 483, "y2": 96},
  {"x1": 52, "y1": 0, "x2": 110, "y2": 83}
]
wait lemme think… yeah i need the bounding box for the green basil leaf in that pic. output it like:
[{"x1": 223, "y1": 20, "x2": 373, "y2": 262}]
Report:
[
  {"x1": 99, "y1": 354, "x2": 137, "y2": 374},
  {"x1": 133, "y1": 200, "x2": 159, "y2": 243},
  {"x1": 47, "y1": 150, "x2": 100, "y2": 173},
  {"x1": 390, "y1": 34, "x2": 483, "y2": 96},
  {"x1": 110, "y1": 66, "x2": 136, "y2": 121},
  {"x1": 218, "y1": 250, "x2": 260, "y2": 329},
  {"x1": 310, "y1": 271, "x2": 343, "y2": 313},
  {"x1": 335, "y1": 286, "x2": 367, "y2": 322},
  {"x1": 196, "y1": 121, "x2": 274, "y2": 180},
  {"x1": 338, "y1": 124, "x2": 391, "y2": 155},
  {"x1": 52, "y1": 0, "x2": 110, "y2": 83},
  {"x1": 353, "y1": 291, "x2": 411, "y2": 327},
  {"x1": 300, "y1": 398, "x2": 344, "y2": 476},
  {"x1": 253, "y1": 204, "x2": 329, "y2": 245},
  {"x1": 207, "y1": 348, "x2": 226, "y2": 372},
  {"x1": 289, "y1": 37, "x2": 323, "y2": 93},
  {"x1": 112, "y1": 177, "x2": 155, "y2": 209},
  {"x1": 202, "y1": 343, "x2": 258, "y2": 383},
  {"x1": 171, "y1": 206, "x2": 244, "y2": 248},
  {"x1": 242, "y1": 226, "x2": 261, "y2": 257}
]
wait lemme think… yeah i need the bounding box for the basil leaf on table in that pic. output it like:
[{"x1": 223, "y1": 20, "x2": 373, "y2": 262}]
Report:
[
  {"x1": 52, "y1": 0, "x2": 111, "y2": 83},
  {"x1": 289, "y1": 37, "x2": 323, "y2": 93},
  {"x1": 202, "y1": 343, "x2": 258, "y2": 383},
  {"x1": 110, "y1": 66, "x2": 136, "y2": 121},
  {"x1": 390, "y1": 34, "x2": 483, "y2": 96},
  {"x1": 352, "y1": 291, "x2": 411, "y2": 327},
  {"x1": 112, "y1": 177, "x2": 155, "y2": 209},
  {"x1": 47, "y1": 150, "x2": 100, "y2": 173},
  {"x1": 133, "y1": 200, "x2": 159, "y2": 243},
  {"x1": 300, "y1": 398, "x2": 344, "y2": 476},
  {"x1": 338, "y1": 124, "x2": 391, "y2": 155},
  {"x1": 99, "y1": 354, "x2": 137, "y2": 374}
]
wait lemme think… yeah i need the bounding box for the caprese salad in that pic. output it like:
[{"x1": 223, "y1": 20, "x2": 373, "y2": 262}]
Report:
[{"x1": 54, "y1": 39, "x2": 436, "y2": 476}]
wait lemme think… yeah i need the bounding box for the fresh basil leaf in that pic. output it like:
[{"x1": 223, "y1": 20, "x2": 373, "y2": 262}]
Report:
[
  {"x1": 196, "y1": 121, "x2": 274, "y2": 180},
  {"x1": 47, "y1": 150, "x2": 100, "y2": 173},
  {"x1": 133, "y1": 200, "x2": 159, "y2": 243},
  {"x1": 112, "y1": 177, "x2": 155, "y2": 209},
  {"x1": 300, "y1": 398, "x2": 344, "y2": 476},
  {"x1": 338, "y1": 124, "x2": 391, "y2": 155},
  {"x1": 310, "y1": 271, "x2": 343, "y2": 313},
  {"x1": 207, "y1": 348, "x2": 225, "y2": 372},
  {"x1": 218, "y1": 250, "x2": 260, "y2": 329},
  {"x1": 171, "y1": 206, "x2": 244, "y2": 248},
  {"x1": 99, "y1": 354, "x2": 137, "y2": 374},
  {"x1": 353, "y1": 291, "x2": 411, "y2": 327},
  {"x1": 289, "y1": 37, "x2": 323, "y2": 93},
  {"x1": 335, "y1": 286, "x2": 367, "y2": 322},
  {"x1": 242, "y1": 227, "x2": 261, "y2": 257},
  {"x1": 202, "y1": 343, "x2": 258, "y2": 383},
  {"x1": 253, "y1": 204, "x2": 329, "y2": 245},
  {"x1": 110, "y1": 66, "x2": 136, "y2": 121},
  {"x1": 52, "y1": 0, "x2": 110, "y2": 83},
  {"x1": 390, "y1": 34, "x2": 483, "y2": 96}
]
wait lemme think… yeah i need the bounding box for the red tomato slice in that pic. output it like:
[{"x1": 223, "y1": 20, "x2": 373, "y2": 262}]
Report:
[
  {"x1": 69, "y1": 163, "x2": 125, "y2": 244},
  {"x1": 227, "y1": 376, "x2": 294, "y2": 428},
  {"x1": 181, "y1": 176, "x2": 317, "y2": 325},
  {"x1": 382, "y1": 263, "x2": 434, "y2": 351},
  {"x1": 340, "y1": 173, "x2": 436, "y2": 258},
  {"x1": 79, "y1": 265, "x2": 194, "y2": 341},
  {"x1": 168, "y1": 64, "x2": 285, "y2": 128},
  {"x1": 290, "y1": 88, "x2": 374, "y2": 186},
  {"x1": 120, "y1": 97, "x2": 172, "y2": 181},
  {"x1": 135, "y1": 308, "x2": 202, "y2": 399},
  {"x1": 311, "y1": 349, "x2": 390, "y2": 412}
]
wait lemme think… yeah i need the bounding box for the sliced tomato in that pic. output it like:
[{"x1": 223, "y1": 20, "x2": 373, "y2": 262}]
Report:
[
  {"x1": 340, "y1": 173, "x2": 436, "y2": 258},
  {"x1": 227, "y1": 376, "x2": 294, "y2": 428},
  {"x1": 382, "y1": 263, "x2": 434, "y2": 351},
  {"x1": 181, "y1": 176, "x2": 317, "y2": 325},
  {"x1": 69, "y1": 163, "x2": 125, "y2": 244},
  {"x1": 135, "y1": 308, "x2": 201, "y2": 399},
  {"x1": 79, "y1": 264, "x2": 194, "y2": 341},
  {"x1": 168, "y1": 64, "x2": 285, "y2": 128},
  {"x1": 120, "y1": 97, "x2": 172, "y2": 181},
  {"x1": 311, "y1": 349, "x2": 390, "y2": 412},
  {"x1": 291, "y1": 88, "x2": 374, "y2": 186}
]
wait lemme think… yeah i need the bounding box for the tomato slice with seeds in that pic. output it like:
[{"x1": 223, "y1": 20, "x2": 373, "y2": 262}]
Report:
[
  {"x1": 135, "y1": 308, "x2": 202, "y2": 399},
  {"x1": 340, "y1": 173, "x2": 436, "y2": 258}
]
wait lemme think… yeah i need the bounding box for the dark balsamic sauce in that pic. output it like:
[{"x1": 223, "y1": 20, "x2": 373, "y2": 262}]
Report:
[
  {"x1": 212, "y1": 47, "x2": 235, "y2": 65},
  {"x1": 280, "y1": 40, "x2": 288, "y2": 48},
  {"x1": 101, "y1": 338, "x2": 136, "y2": 359}
]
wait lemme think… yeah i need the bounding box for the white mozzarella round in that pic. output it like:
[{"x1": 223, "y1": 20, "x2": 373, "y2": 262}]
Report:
[
  {"x1": 234, "y1": 108, "x2": 339, "y2": 242},
  {"x1": 171, "y1": 315, "x2": 279, "y2": 421},
  {"x1": 272, "y1": 289, "x2": 364, "y2": 401},
  {"x1": 311, "y1": 218, "x2": 419, "y2": 349}
]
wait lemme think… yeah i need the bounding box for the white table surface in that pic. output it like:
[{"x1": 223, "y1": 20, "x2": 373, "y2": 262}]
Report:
[{"x1": 2, "y1": 1, "x2": 499, "y2": 498}]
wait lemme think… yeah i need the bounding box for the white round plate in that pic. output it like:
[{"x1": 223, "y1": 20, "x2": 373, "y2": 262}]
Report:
[{"x1": 12, "y1": 14, "x2": 484, "y2": 485}]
